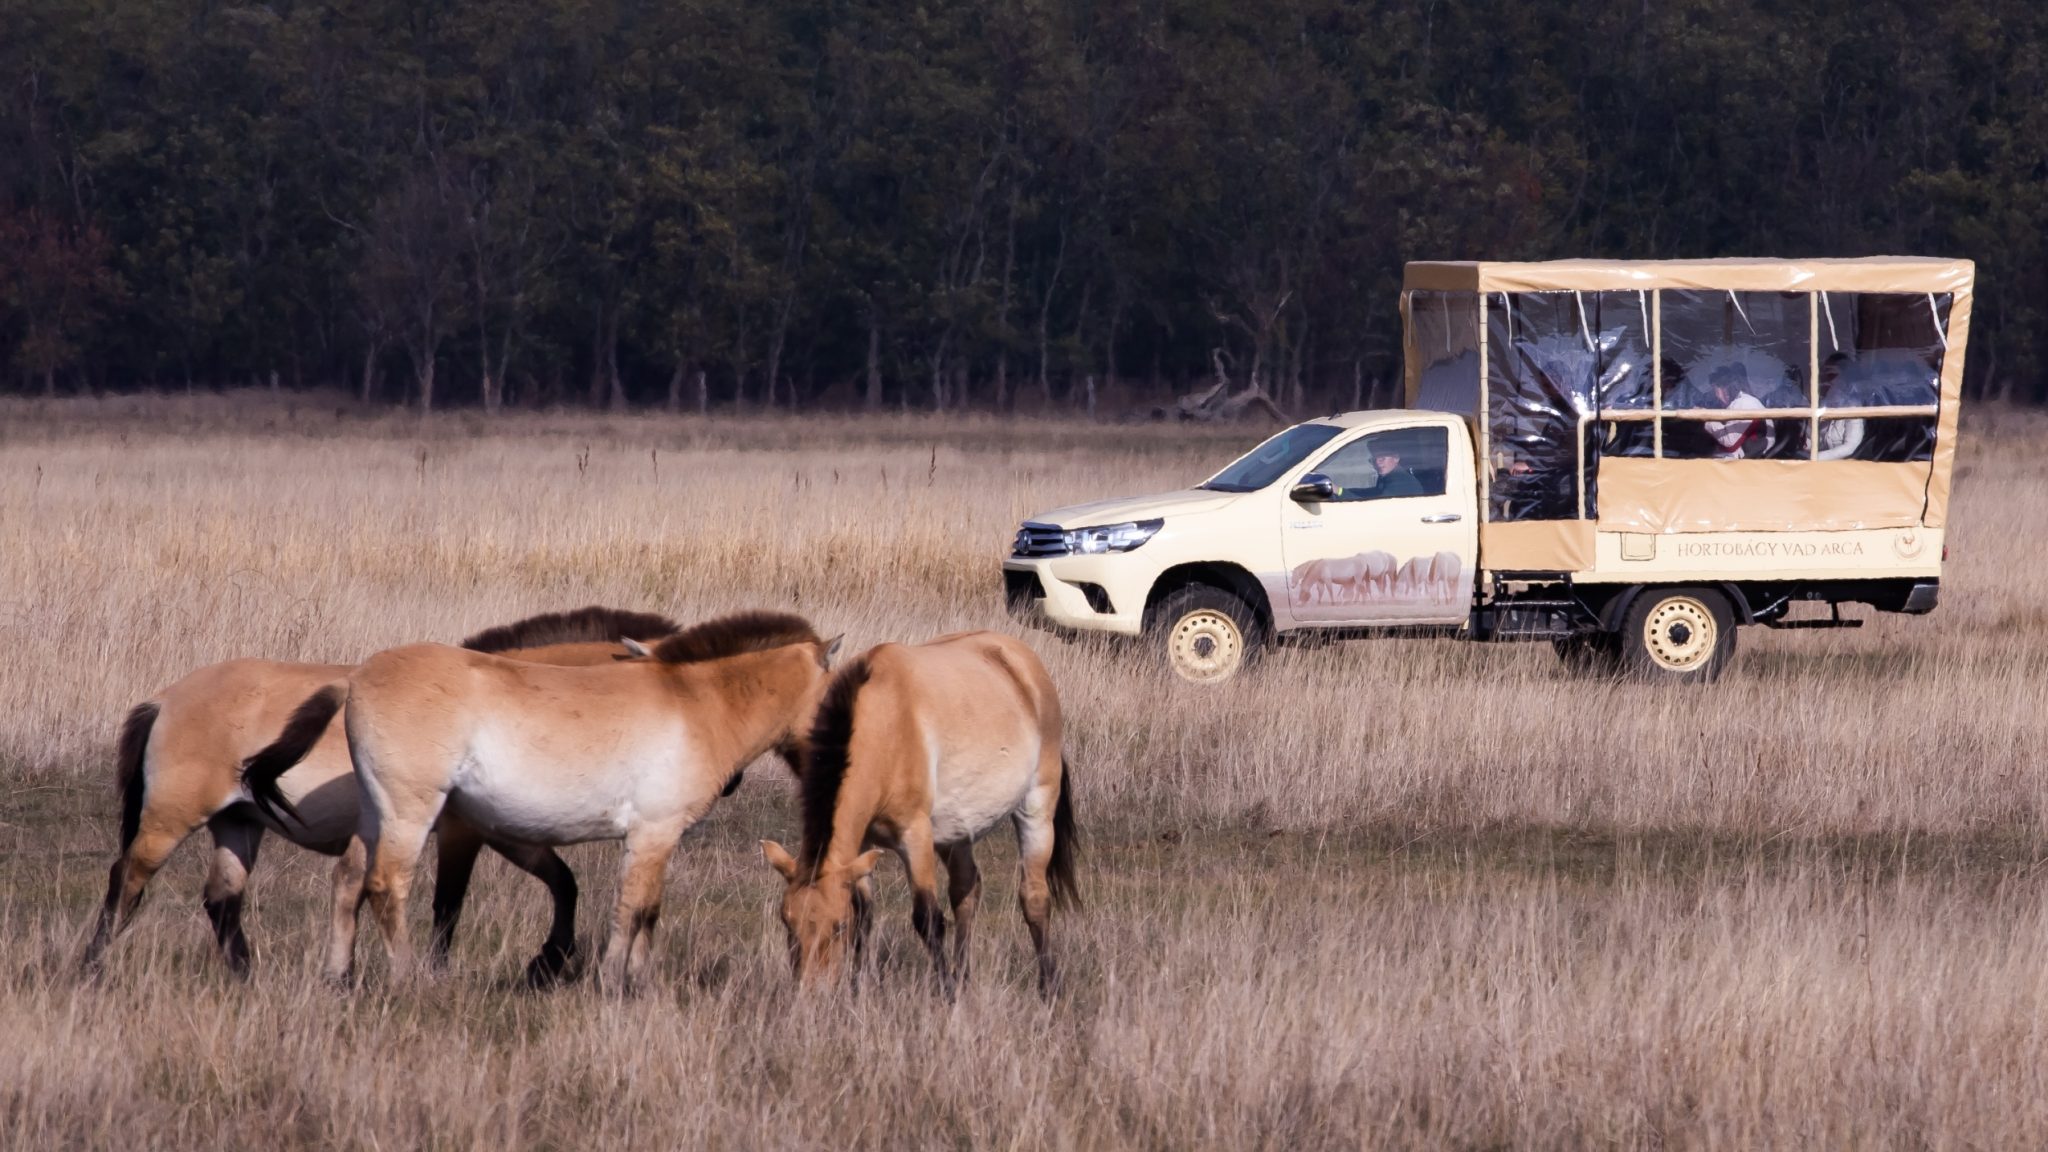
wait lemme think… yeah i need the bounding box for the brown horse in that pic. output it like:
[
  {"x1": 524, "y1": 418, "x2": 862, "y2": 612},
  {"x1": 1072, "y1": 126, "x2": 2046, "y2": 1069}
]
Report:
[
  {"x1": 761, "y1": 631, "x2": 1077, "y2": 997},
  {"x1": 242, "y1": 611, "x2": 840, "y2": 992},
  {"x1": 81, "y1": 606, "x2": 681, "y2": 983}
]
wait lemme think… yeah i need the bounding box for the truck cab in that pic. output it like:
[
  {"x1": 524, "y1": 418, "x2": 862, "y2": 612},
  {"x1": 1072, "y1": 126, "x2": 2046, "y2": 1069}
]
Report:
[
  {"x1": 1004, "y1": 411, "x2": 1480, "y2": 681},
  {"x1": 1006, "y1": 256, "x2": 1972, "y2": 684}
]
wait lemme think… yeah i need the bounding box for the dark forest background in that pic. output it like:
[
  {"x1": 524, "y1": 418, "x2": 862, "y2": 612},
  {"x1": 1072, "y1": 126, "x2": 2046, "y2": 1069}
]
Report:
[{"x1": 1, "y1": 0, "x2": 2043, "y2": 414}]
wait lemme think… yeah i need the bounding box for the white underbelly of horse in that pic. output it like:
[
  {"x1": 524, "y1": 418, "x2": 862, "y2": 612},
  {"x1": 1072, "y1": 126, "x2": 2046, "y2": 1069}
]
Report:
[
  {"x1": 928, "y1": 746, "x2": 1037, "y2": 845},
  {"x1": 445, "y1": 737, "x2": 691, "y2": 845}
]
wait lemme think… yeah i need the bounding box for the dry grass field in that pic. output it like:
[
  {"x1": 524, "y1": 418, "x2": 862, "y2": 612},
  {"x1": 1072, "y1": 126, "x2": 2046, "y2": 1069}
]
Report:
[{"x1": 3, "y1": 393, "x2": 2048, "y2": 1149}]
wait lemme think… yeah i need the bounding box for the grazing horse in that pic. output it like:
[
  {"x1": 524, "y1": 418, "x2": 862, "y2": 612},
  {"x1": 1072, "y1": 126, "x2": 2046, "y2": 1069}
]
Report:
[
  {"x1": 81, "y1": 606, "x2": 681, "y2": 983},
  {"x1": 760, "y1": 631, "x2": 1077, "y2": 997},
  {"x1": 243, "y1": 611, "x2": 840, "y2": 992}
]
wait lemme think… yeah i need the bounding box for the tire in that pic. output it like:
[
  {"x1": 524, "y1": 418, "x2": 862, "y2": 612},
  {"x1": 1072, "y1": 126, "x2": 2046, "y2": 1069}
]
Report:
[
  {"x1": 1146, "y1": 585, "x2": 1266, "y2": 684},
  {"x1": 1618, "y1": 587, "x2": 1737, "y2": 682},
  {"x1": 1552, "y1": 633, "x2": 1620, "y2": 675}
]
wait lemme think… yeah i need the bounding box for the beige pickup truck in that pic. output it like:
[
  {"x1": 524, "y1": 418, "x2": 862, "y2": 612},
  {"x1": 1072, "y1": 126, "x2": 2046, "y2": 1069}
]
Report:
[{"x1": 1004, "y1": 256, "x2": 1972, "y2": 683}]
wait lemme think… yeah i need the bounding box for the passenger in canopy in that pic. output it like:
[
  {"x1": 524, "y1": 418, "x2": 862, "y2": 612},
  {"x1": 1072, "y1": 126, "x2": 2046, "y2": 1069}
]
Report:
[
  {"x1": 1702, "y1": 363, "x2": 1774, "y2": 459},
  {"x1": 1814, "y1": 353, "x2": 1865, "y2": 461}
]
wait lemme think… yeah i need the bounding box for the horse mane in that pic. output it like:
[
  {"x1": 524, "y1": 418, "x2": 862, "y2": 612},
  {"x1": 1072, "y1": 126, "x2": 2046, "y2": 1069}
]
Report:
[
  {"x1": 460, "y1": 606, "x2": 682, "y2": 653},
  {"x1": 798, "y1": 654, "x2": 872, "y2": 873},
  {"x1": 650, "y1": 610, "x2": 821, "y2": 665}
]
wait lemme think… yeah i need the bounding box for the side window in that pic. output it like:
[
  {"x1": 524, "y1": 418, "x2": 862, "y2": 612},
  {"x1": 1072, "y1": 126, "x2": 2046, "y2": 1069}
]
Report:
[
  {"x1": 1485, "y1": 291, "x2": 1638, "y2": 519},
  {"x1": 1314, "y1": 427, "x2": 1448, "y2": 501},
  {"x1": 1410, "y1": 291, "x2": 1481, "y2": 416},
  {"x1": 1810, "y1": 293, "x2": 1947, "y2": 463},
  {"x1": 1659, "y1": 290, "x2": 1810, "y2": 461}
]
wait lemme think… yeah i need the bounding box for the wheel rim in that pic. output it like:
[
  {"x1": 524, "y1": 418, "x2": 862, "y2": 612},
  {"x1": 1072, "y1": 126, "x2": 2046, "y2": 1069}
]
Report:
[
  {"x1": 1168, "y1": 609, "x2": 1243, "y2": 683},
  {"x1": 1642, "y1": 596, "x2": 1717, "y2": 672}
]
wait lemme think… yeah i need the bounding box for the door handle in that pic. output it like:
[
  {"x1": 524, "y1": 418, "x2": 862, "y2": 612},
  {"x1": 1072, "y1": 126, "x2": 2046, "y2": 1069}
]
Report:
[{"x1": 1421, "y1": 513, "x2": 1462, "y2": 524}]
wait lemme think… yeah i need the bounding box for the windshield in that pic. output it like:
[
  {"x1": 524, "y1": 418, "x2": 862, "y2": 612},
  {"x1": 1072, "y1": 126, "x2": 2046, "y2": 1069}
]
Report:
[{"x1": 1200, "y1": 423, "x2": 1344, "y2": 492}]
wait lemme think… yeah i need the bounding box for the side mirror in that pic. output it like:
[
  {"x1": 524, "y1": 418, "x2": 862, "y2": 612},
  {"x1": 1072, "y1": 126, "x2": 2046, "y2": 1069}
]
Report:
[{"x1": 1290, "y1": 472, "x2": 1335, "y2": 502}]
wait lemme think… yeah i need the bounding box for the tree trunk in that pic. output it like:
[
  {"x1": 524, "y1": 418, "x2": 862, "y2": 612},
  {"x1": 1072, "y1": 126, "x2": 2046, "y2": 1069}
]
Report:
[
  {"x1": 605, "y1": 312, "x2": 625, "y2": 411},
  {"x1": 418, "y1": 356, "x2": 436, "y2": 413},
  {"x1": 588, "y1": 308, "x2": 608, "y2": 407},
  {"x1": 765, "y1": 296, "x2": 793, "y2": 410},
  {"x1": 695, "y1": 369, "x2": 708, "y2": 415},
  {"x1": 667, "y1": 362, "x2": 684, "y2": 413},
  {"x1": 1105, "y1": 288, "x2": 1124, "y2": 395},
  {"x1": 1037, "y1": 222, "x2": 1067, "y2": 407},
  {"x1": 1289, "y1": 323, "x2": 1308, "y2": 413},
  {"x1": 865, "y1": 308, "x2": 883, "y2": 410},
  {"x1": 479, "y1": 322, "x2": 499, "y2": 416}
]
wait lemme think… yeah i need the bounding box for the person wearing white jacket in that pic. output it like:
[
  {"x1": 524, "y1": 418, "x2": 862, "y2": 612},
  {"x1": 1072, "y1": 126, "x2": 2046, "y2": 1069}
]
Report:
[
  {"x1": 1703, "y1": 363, "x2": 1774, "y2": 458},
  {"x1": 1814, "y1": 355, "x2": 1866, "y2": 461}
]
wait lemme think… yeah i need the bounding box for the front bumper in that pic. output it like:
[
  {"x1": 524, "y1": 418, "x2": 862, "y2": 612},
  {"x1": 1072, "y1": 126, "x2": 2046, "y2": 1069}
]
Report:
[{"x1": 1001, "y1": 558, "x2": 1146, "y2": 636}]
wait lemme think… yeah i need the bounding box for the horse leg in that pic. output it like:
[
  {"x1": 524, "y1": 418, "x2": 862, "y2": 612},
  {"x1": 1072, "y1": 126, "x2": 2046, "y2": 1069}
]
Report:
[
  {"x1": 82, "y1": 810, "x2": 199, "y2": 974},
  {"x1": 898, "y1": 819, "x2": 951, "y2": 996},
  {"x1": 427, "y1": 813, "x2": 486, "y2": 972},
  {"x1": 202, "y1": 812, "x2": 264, "y2": 979},
  {"x1": 942, "y1": 841, "x2": 981, "y2": 986},
  {"x1": 487, "y1": 839, "x2": 580, "y2": 988},
  {"x1": 850, "y1": 872, "x2": 876, "y2": 978},
  {"x1": 362, "y1": 805, "x2": 442, "y2": 985},
  {"x1": 323, "y1": 835, "x2": 369, "y2": 987},
  {"x1": 1013, "y1": 804, "x2": 1060, "y2": 997},
  {"x1": 599, "y1": 827, "x2": 678, "y2": 995}
]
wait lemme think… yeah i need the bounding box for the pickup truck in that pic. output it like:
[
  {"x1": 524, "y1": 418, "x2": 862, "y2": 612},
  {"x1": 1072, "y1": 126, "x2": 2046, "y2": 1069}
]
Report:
[{"x1": 1003, "y1": 256, "x2": 1971, "y2": 683}]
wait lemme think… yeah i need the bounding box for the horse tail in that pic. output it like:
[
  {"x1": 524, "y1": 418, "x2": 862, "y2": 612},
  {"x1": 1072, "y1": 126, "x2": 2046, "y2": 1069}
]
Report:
[
  {"x1": 241, "y1": 684, "x2": 346, "y2": 828},
  {"x1": 1047, "y1": 755, "x2": 1080, "y2": 910},
  {"x1": 114, "y1": 702, "x2": 159, "y2": 855}
]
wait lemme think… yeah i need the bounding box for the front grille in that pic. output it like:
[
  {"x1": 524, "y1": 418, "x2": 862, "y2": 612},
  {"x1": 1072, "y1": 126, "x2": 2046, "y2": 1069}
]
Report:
[{"x1": 1011, "y1": 521, "x2": 1067, "y2": 558}]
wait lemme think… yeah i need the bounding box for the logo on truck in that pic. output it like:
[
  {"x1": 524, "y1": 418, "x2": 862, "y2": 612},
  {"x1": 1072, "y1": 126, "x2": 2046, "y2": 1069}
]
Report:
[{"x1": 1290, "y1": 551, "x2": 1465, "y2": 613}]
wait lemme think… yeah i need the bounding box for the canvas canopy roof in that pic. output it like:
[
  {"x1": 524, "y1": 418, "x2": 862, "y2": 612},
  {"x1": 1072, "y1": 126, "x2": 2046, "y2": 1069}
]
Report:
[{"x1": 1403, "y1": 256, "x2": 1974, "y2": 296}]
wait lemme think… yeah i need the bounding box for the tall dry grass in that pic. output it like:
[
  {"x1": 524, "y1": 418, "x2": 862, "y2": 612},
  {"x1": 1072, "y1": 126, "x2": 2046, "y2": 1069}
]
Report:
[{"x1": 2, "y1": 392, "x2": 2046, "y2": 1148}]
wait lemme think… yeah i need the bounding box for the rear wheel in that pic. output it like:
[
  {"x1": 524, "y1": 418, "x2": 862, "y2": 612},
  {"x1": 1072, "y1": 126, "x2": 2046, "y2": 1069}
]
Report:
[
  {"x1": 1147, "y1": 586, "x2": 1266, "y2": 684},
  {"x1": 1619, "y1": 587, "x2": 1736, "y2": 682}
]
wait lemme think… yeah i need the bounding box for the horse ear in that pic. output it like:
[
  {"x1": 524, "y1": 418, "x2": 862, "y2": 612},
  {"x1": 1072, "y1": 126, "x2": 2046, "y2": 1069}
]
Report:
[
  {"x1": 822, "y1": 634, "x2": 845, "y2": 668},
  {"x1": 847, "y1": 847, "x2": 885, "y2": 881},
  {"x1": 621, "y1": 637, "x2": 652, "y2": 658},
  {"x1": 760, "y1": 840, "x2": 799, "y2": 881}
]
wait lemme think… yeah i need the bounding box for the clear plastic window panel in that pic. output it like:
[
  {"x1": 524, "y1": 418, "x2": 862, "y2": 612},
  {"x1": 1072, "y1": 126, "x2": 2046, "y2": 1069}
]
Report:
[
  {"x1": 1658, "y1": 290, "x2": 1811, "y2": 461},
  {"x1": 1485, "y1": 291, "x2": 1649, "y2": 520},
  {"x1": 1410, "y1": 292, "x2": 1482, "y2": 417},
  {"x1": 1811, "y1": 292, "x2": 1948, "y2": 462}
]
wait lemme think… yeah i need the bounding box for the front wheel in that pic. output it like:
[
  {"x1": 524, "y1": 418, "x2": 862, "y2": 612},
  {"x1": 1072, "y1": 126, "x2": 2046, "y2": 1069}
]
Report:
[
  {"x1": 1146, "y1": 586, "x2": 1266, "y2": 684},
  {"x1": 1619, "y1": 587, "x2": 1736, "y2": 682}
]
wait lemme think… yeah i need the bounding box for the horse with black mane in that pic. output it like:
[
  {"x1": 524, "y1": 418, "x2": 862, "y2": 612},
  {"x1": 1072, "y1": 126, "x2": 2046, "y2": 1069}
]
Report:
[
  {"x1": 82, "y1": 606, "x2": 680, "y2": 984},
  {"x1": 242, "y1": 610, "x2": 840, "y2": 992},
  {"x1": 761, "y1": 630, "x2": 1077, "y2": 997}
]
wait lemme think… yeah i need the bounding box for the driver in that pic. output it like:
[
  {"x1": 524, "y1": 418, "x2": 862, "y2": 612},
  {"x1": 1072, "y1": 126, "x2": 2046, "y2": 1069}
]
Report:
[{"x1": 1369, "y1": 448, "x2": 1424, "y2": 499}]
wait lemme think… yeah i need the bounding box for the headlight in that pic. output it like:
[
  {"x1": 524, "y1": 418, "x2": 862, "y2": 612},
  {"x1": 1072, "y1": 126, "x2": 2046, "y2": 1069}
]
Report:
[{"x1": 1062, "y1": 519, "x2": 1162, "y2": 555}]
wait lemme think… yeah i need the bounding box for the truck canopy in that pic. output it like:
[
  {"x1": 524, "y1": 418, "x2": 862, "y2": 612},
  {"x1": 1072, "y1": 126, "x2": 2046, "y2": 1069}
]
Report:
[{"x1": 1400, "y1": 257, "x2": 1972, "y2": 572}]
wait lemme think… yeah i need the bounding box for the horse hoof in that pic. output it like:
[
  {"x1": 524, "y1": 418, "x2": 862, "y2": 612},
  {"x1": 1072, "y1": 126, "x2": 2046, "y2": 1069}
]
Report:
[{"x1": 523, "y1": 947, "x2": 579, "y2": 990}]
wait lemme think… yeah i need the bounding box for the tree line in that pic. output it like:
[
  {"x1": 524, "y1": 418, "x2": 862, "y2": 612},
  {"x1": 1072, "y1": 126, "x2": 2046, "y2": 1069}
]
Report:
[{"x1": 2, "y1": 0, "x2": 2043, "y2": 413}]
